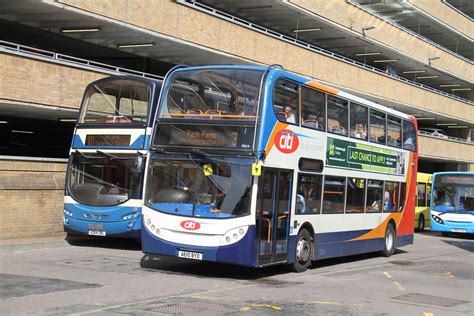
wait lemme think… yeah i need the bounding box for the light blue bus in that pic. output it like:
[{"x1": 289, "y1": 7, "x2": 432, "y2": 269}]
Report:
[
  {"x1": 64, "y1": 75, "x2": 162, "y2": 238},
  {"x1": 430, "y1": 172, "x2": 474, "y2": 235}
]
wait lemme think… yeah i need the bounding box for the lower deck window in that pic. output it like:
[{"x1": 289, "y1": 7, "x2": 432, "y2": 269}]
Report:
[{"x1": 322, "y1": 176, "x2": 346, "y2": 214}]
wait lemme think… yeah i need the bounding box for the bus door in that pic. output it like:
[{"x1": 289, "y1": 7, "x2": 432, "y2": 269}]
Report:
[{"x1": 257, "y1": 168, "x2": 293, "y2": 265}]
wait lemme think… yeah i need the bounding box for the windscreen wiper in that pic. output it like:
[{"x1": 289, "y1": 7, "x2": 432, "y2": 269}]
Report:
[
  {"x1": 187, "y1": 155, "x2": 226, "y2": 196},
  {"x1": 75, "y1": 149, "x2": 96, "y2": 159}
]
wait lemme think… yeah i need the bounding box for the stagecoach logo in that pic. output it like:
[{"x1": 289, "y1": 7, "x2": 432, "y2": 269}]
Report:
[
  {"x1": 275, "y1": 129, "x2": 299, "y2": 154},
  {"x1": 180, "y1": 220, "x2": 201, "y2": 230}
]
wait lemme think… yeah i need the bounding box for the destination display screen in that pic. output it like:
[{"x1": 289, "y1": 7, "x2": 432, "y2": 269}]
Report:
[
  {"x1": 85, "y1": 135, "x2": 131, "y2": 146},
  {"x1": 154, "y1": 124, "x2": 254, "y2": 149}
]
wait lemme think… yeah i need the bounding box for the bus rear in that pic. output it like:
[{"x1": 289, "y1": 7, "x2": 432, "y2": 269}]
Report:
[
  {"x1": 430, "y1": 172, "x2": 474, "y2": 235},
  {"x1": 64, "y1": 76, "x2": 161, "y2": 238},
  {"x1": 415, "y1": 172, "x2": 432, "y2": 231}
]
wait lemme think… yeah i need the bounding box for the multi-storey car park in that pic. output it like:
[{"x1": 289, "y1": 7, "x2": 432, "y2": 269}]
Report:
[{"x1": 0, "y1": 0, "x2": 472, "y2": 240}]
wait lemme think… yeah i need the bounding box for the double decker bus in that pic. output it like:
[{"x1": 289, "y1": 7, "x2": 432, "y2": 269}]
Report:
[
  {"x1": 142, "y1": 65, "x2": 418, "y2": 272},
  {"x1": 64, "y1": 75, "x2": 162, "y2": 238},
  {"x1": 415, "y1": 172, "x2": 432, "y2": 231},
  {"x1": 430, "y1": 172, "x2": 474, "y2": 235}
]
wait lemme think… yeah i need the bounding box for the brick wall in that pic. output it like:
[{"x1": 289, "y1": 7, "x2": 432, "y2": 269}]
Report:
[{"x1": 0, "y1": 159, "x2": 67, "y2": 240}]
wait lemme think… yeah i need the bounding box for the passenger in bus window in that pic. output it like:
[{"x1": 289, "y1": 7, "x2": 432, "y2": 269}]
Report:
[
  {"x1": 354, "y1": 123, "x2": 367, "y2": 140},
  {"x1": 368, "y1": 197, "x2": 382, "y2": 212},
  {"x1": 284, "y1": 105, "x2": 296, "y2": 124},
  {"x1": 383, "y1": 191, "x2": 392, "y2": 212}
]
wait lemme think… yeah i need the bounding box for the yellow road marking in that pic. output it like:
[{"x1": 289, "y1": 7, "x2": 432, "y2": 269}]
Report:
[
  {"x1": 383, "y1": 271, "x2": 393, "y2": 279},
  {"x1": 240, "y1": 303, "x2": 283, "y2": 312},
  {"x1": 393, "y1": 281, "x2": 405, "y2": 291},
  {"x1": 438, "y1": 271, "x2": 454, "y2": 278},
  {"x1": 423, "y1": 312, "x2": 434, "y2": 316}
]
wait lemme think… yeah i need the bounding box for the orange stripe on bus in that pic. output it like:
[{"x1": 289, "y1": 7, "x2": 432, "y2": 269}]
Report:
[
  {"x1": 305, "y1": 81, "x2": 339, "y2": 95},
  {"x1": 160, "y1": 114, "x2": 256, "y2": 118},
  {"x1": 265, "y1": 121, "x2": 288, "y2": 158}
]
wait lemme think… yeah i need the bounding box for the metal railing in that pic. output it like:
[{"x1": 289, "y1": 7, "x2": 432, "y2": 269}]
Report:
[
  {"x1": 0, "y1": 40, "x2": 163, "y2": 80},
  {"x1": 0, "y1": 155, "x2": 68, "y2": 163},
  {"x1": 347, "y1": 0, "x2": 473, "y2": 64},
  {"x1": 177, "y1": 0, "x2": 472, "y2": 106},
  {"x1": 418, "y1": 130, "x2": 473, "y2": 145}
]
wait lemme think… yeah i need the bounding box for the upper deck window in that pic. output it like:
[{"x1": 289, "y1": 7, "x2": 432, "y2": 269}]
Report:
[
  {"x1": 402, "y1": 120, "x2": 417, "y2": 151},
  {"x1": 80, "y1": 79, "x2": 150, "y2": 125},
  {"x1": 273, "y1": 79, "x2": 299, "y2": 125},
  {"x1": 159, "y1": 68, "x2": 263, "y2": 120},
  {"x1": 350, "y1": 102, "x2": 368, "y2": 140},
  {"x1": 301, "y1": 86, "x2": 325, "y2": 131},
  {"x1": 327, "y1": 96, "x2": 348, "y2": 136},
  {"x1": 369, "y1": 109, "x2": 386, "y2": 145}
]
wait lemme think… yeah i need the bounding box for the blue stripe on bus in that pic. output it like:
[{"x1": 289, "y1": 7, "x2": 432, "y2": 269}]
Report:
[
  {"x1": 141, "y1": 225, "x2": 258, "y2": 267},
  {"x1": 313, "y1": 231, "x2": 413, "y2": 260}
]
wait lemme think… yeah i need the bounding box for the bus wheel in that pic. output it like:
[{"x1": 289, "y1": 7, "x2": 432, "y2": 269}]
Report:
[
  {"x1": 417, "y1": 214, "x2": 425, "y2": 232},
  {"x1": 382, "y1": 223, "x2": 396, "y2": 257},
  {"x1": 290, "y1": 228, "x2": 312, "y2": 273}
]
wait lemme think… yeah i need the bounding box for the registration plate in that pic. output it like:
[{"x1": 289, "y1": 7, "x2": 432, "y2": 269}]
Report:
[
  {"x1": 88, "y1": 230, "x2": 106, "y2": 236},
  {"x1": 451, "y1": 228, "x2": 467, "y2": 233},
  {"x1": 178, "y1": 250, "x2": 203, "y2": 260}
]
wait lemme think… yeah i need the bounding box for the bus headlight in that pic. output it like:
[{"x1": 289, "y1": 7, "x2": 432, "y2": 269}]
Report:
[
  {"x1": 122, "y1": 213, "x2": 139, "y2": 221},
  {"x1": 63, "y1": 209, "x2": 74, "y2": 217},
  {"x1": 432, "y1": 215, "x2": 444, "y2": 225},
  {"x1": 220, "y1": 226, "x2": 248, "y2": 246}
]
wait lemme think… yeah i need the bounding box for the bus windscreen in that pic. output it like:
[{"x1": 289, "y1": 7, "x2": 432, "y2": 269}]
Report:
[
  {"x1": 80, "y1": 79, "x2": 150, "y2": 125},
  {"x1": 154, "y1": 68, "x2": 263, "y2": 150}
]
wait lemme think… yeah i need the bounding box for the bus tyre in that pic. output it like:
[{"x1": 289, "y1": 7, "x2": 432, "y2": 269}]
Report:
[
  {"x1": 417, "y1": 214, "x2": 425, "y2": 232},
  {"x1": 290, "y1": 228, "x2": 312, "y2": 273},
  {"x1": 382, "y1": 223, "x2": 396, "y2": 257}
]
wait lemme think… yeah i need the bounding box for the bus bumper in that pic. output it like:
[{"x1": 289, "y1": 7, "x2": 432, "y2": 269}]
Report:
[
  {"x1": 141, "y1": 225, "x2": 257, "y2": 267},
  {"x1": 63, "y1": 214, "x2": 141, "y2": 238},
  {"x1": 430, "y1": 218, "x2": 474, "y2": 234}
]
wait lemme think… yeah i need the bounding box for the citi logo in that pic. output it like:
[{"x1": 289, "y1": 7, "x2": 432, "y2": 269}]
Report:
[
  {"x1": 275, "y1": 129, "x2": 299, "y2": 154},
  {"x1": 180, "y1": 220, "x2": 201, "y2": 230}
]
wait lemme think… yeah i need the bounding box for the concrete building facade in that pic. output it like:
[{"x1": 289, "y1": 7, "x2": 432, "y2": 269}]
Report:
[{"x1": 0, "y1": 0, "x2": 472, "y2": 239}]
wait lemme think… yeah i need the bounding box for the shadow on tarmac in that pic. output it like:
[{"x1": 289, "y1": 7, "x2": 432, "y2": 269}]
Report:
[
  {"x1": 139, "y1": 249, "x2": 407, "y2": 280},
  {"x1": 417, "y1": 230, "x2": 473, "y2": 252},
  {"x1": 139, "y1": 254, "x2": 289, "y2": 280},
  {"x1": 65, "y1": 234, "x2": 141, "y2": 251}
]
